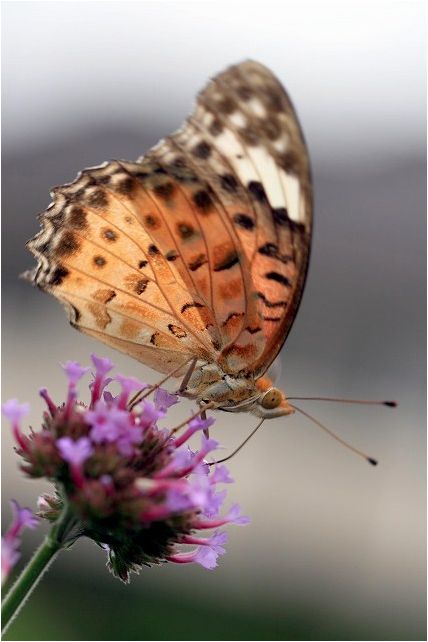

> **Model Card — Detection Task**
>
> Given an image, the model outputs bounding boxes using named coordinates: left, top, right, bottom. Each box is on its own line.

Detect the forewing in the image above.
left=148, top=60, right=312, bottom=376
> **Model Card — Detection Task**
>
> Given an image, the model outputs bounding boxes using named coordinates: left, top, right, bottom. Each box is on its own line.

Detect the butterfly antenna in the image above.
left=209, top=419, right=265, bottom=466
left=288, top=396, right=398, bottom=407
left=128, top=359, right=192, bottom=409
left=290, top=403, right=378, bottom=466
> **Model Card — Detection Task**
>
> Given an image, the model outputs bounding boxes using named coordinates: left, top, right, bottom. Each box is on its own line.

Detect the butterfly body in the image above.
left=27, top=60, right=312, bottom=420
left=178, top=362, right=293, bottom=418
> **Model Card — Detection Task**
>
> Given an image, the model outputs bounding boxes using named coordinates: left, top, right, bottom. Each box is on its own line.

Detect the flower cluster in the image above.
left=2, top=356, right=248, bottom=582
left=1, top=500, right=39, bottom=584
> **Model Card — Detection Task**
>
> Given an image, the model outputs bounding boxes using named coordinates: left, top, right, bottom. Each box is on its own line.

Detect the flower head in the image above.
left=4, top=356, right=249, bottom=582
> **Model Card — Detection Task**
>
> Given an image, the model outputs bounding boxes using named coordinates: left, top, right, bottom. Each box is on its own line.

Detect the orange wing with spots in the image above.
left=27, top=60, right=312, bottom=381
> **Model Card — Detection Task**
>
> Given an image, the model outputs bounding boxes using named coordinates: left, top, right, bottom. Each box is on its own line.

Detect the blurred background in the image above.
left=2, top=1, right=426, bottom=640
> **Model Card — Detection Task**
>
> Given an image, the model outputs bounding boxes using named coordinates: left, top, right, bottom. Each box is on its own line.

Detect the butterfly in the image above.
left=26, top=60, right=312, bottom=420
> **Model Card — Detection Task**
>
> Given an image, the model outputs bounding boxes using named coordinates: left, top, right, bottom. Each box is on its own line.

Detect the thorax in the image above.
left=184, top=363, right=259, bottom=409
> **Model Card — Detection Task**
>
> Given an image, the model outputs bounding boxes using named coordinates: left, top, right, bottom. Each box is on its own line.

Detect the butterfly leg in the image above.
left=177, top=357, right=197, bottom=394
left=200, top=408, right=209, bottom=439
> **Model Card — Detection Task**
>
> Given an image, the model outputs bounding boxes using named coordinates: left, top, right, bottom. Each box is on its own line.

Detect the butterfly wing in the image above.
left=27, top=60, right=312, bottom=380
left=148, top=60, right=312, bottom=376
left=27, top=161, right=221, bottom=375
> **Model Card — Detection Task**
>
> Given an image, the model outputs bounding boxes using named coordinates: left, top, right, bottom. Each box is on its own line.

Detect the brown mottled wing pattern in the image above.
left=27, top=162, right=220, bottom=375
left=148, top=60, right=312, bottom=376
left=27, top=60, right=312, bottom=380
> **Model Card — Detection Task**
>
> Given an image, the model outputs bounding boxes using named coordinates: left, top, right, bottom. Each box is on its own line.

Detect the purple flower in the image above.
left=174, top=415, right=215, bottom=448
left=116, top=423, right=143, bottom=457
left=91, top=354, right=114, bottom=377
left=192, top=503, right=250, bottom=529
left=2, top=399, right=30, bottom=451
left=116, top=374, right=149, bottom=409
left=166, top=488, right=195, bottom=512
left=225, top=504, right=251, bottom=526
left=154, top=388, right=179, bottom=412
left=167, top=531, right=228, bottom=570
left=57, top=437, right=93, bottom=466
left=2, top=500, right=39, bottom=584
left=39, top=388, right=57, bottom=417
left=138, top=401, right=165, bottom=429
left=203, top=489, right=227, bottom=518
left=154, top=448, right=193, bottom=478
left=85, top=402, right=124, bottom=443
left=85, top=402, right=143, bottom=457
left=6, top=354, right=249, bottom=581
left=90, top=354, right=114, bottom=405
left=62, top=361, right=89, bottom=386
left=2, top=399, right=30, bottom=424
left=7, top=500, right=39, bottom=535
left=62, top=362, right=90, bottom=416
left=210, top=465, right=234, bottom=485
left=193, top=546, right=222, bottom=570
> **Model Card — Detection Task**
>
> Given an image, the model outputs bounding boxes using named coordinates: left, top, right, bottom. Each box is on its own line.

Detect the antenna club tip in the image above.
left=367, top=457, right=378, bottom=466
left=383, top=400, right=398, bottom=408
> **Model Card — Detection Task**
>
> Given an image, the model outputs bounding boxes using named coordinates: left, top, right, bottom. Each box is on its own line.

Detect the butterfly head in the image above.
left=252, top=387, right=295, bottom=419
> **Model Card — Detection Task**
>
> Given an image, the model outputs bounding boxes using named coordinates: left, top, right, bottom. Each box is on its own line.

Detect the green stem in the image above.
left=1, top=505, right=76, bottom=636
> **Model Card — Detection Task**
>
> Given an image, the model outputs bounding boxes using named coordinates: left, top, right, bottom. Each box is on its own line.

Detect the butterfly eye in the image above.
left=260, top=388, right=283, bottom=410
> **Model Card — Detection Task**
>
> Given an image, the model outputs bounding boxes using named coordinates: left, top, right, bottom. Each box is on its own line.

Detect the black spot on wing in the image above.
left=193, top=189, right=213, bottom=213
left=50, top=265, right=69, bottom=286
left=148, top=244, right=160, bottom=256
left=103, top=229, right=118, bottom=242
left=248, top=181, right=267, bottom=203
left=56, top=231, right=79, bottom=257
left=87, top=189, right=108, bottom=208
left=217, top=97, right=236, bottom=114
left=213, top=250, right=239, bottom=272
left=245, top=325, right=262, bottom=334
left=258, top=243, right=292, bottom=264
left=168, top=324, right=187, bottom=338
left=115, top=177, right=135, bottom=196
left=233, top=213, right=255, bottom=231
left=144, top=214, right=160, bottom=230
left=102, top=290, right=117, bottom=303
left=222, top=312, right=244, bottom=327
left=192, top=141, right=211, bottom=159
left=69, top=206, right=87, bottom=230
left=94, top=256, right=106, bottom=267
left=265, top=272, right=292, bottom=287
left=257, top=292, right=287, bottom=308
left=220, top=174, right=238, bottom=193
left=177, top=223, right=195, bottom=240
left=209, top=119, right=223, bottom=136
left=153, top=182, right=175, bottom=199
left=272, top=207, right=289, bottom=226
left=181, top=301, right=203, bottom=314
left=240, top=127, right=259, bottom=146
left=134, top=279, right=149, bottom=295
left=236, top=85, right=252, bottom=101
left=189, top=254, right=208, bottom=271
